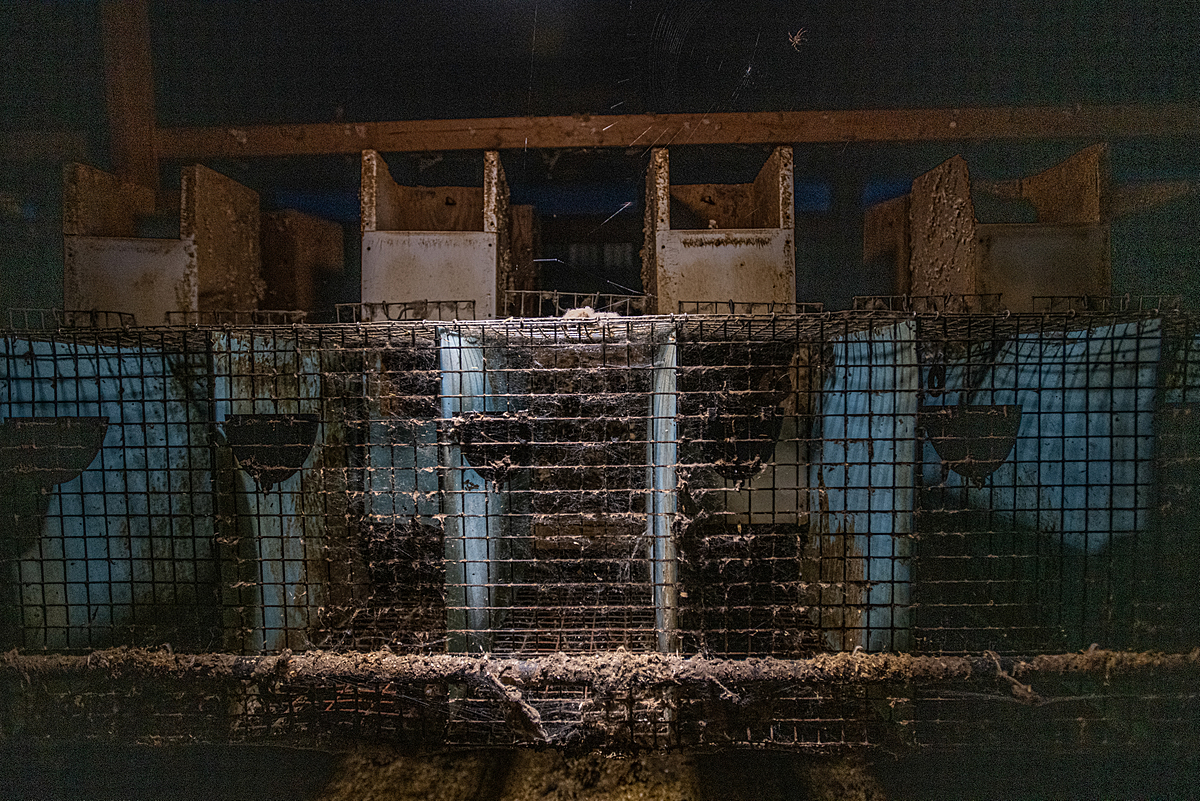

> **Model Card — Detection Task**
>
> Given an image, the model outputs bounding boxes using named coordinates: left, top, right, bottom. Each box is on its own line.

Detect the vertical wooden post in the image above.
left=641, top=148, right=670, bottom=313
left=100, top=0, right=158, bottom=189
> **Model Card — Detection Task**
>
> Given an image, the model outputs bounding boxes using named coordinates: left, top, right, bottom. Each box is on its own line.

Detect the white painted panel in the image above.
left=63, top=236, right=197, bottom=327
left=362, top=231, right=498, bottom=320
left=658, top=228, right=793, bottom=315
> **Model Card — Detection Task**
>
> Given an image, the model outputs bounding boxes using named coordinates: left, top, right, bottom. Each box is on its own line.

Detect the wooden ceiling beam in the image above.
left=155, top=105, right=1200, bottom=159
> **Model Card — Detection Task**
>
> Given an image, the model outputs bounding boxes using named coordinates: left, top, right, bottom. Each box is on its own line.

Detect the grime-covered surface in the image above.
left=2, top=647, right=1198, bottom=755
left=0, top=311, right=1199, bottom=757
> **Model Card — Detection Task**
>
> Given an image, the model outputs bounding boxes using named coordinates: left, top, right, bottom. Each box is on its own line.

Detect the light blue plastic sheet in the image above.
left=439, top=331, right=507, bottom=653
left=0, top=335, right=213, bottom=650
left=810, top=321, right=917, bottom=652
left=919, top=319, right=1161, bottom=554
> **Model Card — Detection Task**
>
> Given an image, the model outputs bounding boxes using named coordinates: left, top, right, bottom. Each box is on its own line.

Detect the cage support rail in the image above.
left=5, top=647, right=1198, bottom=690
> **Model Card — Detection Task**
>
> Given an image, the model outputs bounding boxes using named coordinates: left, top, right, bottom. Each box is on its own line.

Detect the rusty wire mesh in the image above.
left=1, top=309, right=1198, bottom=752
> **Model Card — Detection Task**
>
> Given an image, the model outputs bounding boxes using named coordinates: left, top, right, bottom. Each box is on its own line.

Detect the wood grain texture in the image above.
left=156, top=106, right=1200, bottom=158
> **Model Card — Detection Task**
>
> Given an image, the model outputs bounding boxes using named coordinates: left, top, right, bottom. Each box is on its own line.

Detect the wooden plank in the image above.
left=63, top=236, right=194, bottom=325
left=362, top=231, right=499, bottom=319
left=62, top=162, right=155, bottom=237
left=863, top=194, right=911, bottom=295
left=507, top=204, right=539, bottom=309
left=975, top=144, right=1109, bottom=224
left=976, top=223, right=1111, bottom=313
left=484, top=151, right=511, bottom=304
left=657, top=230, right=794, bottom=315
left=669, top=183, right=755, bottom=229
left=156, top=106, right=1200, bottom=159
left=361, top=150, right=484, bottom=233
left=100, top=0, right=157, bottom=188
left=751, top=146, right=793, bottom=230
left=641, top=148, right=670, bottom=312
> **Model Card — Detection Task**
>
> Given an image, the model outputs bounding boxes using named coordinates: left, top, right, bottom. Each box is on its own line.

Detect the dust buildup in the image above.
left=677, top=340, right=796, bottom=480
left=489, top=335, right=658, bottom=653
left=678, top=522, right=822, bottom=659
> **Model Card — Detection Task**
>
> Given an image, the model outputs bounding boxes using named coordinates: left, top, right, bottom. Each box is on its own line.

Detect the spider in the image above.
left=788, top=28, right=808, bottom=50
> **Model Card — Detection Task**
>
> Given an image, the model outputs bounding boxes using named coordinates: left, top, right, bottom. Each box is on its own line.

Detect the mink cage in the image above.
left=361, top=317, right=822, bottom=658
left=2, top=310, right=1200, bottom=750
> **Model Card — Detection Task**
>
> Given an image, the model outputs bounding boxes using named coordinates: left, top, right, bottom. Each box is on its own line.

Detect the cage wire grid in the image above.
left=1, top=310, right=1199, bottom=752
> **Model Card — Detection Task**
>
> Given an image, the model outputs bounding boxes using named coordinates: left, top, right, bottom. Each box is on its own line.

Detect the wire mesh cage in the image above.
left=677, top=301, right=824, bottom=315
left=335, top=300, right=476, bottom=323
left=164, top=309, right=314, bottom=326
left=5, top=308, right=138, bottom=330
left=1031, top=294, right=1185, bottom=313
left=505, top=291, right=650, bottom=318
left=852, top=294, right=1003, bottom=314
left=2, top=309, right=1199, bottom=753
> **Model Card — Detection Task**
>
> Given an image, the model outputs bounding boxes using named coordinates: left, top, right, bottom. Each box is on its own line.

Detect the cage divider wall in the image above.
left=360, top=150, right=514, bottom=320
left=642, top=146, right=796, bottom=315
left=258, top=209, right=346, bottom=315
left=63, top=163, right=267, bottom=326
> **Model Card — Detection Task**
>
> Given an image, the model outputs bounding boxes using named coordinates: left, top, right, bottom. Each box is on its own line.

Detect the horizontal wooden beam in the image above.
left=155, top=105, right=1200, bottom=159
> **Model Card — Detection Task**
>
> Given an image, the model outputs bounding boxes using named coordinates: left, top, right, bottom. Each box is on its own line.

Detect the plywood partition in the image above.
left=64, top=162, right=197, bottom=325
left=865, top=145, right=1112, bottom=312
left=980, top=142, right=1110, bottom=224
left=908, top=155, right=979, bottom=300
left=505, top=203, right=540, bottom=315
left=863, top=194, right=911, bottom=296
left=750, top=145, right=795, bottom=230
left=64, top=163, right=267, bottom=325
left=261, top=210, right=345, bottom=312
left=359, top=150, right=512, bottom=320
left=62, top=162, right=155, bottom=238
left=642, top=146, right=796, bottom=314
left=182, top=164, right=265, bottom=312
